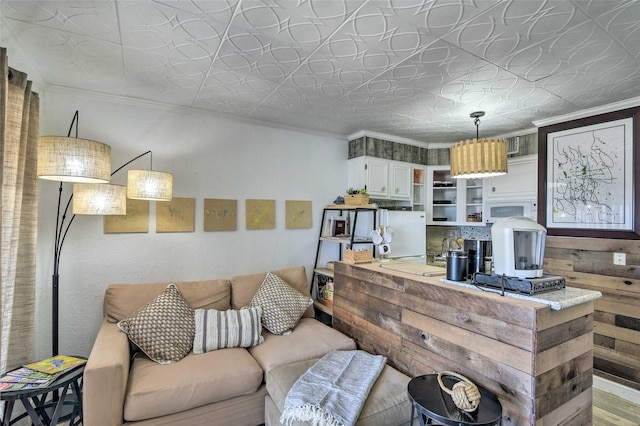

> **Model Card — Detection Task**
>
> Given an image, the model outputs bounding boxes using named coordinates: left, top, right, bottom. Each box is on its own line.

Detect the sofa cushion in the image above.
left=230, top=266, right=314, bottom=318
left=266, top=358, right=413, bottom=426
left=249, top=272, right=313, bottom=335
left=124, top=348, right=263, bottom=422
left=117, top=284, right=195, bottom=364
left=105, top=279, right=231, bottom=323
left=193, top=307, right=264, bottom=354
left=249, top=317, right=356, bottom=375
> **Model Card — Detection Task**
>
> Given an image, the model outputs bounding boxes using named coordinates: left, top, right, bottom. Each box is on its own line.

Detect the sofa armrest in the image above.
left=84, top=319, right=130, bottom=426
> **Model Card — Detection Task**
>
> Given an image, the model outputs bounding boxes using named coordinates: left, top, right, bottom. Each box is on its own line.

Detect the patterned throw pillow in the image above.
left=249, top=272, right=313, bottom=335
left=117, top=283, right=195, bottom=364
left=193, top=307, right=264, bottom=354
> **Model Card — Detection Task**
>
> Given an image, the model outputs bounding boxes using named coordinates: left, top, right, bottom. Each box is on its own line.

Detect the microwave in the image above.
left=484, top=199, right=537, bottom=224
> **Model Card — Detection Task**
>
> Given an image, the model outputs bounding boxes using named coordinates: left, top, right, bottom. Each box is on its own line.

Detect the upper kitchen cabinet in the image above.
left=426, top=166, right=484, bottom=225
left=347, top=157, right=411, bottom=200
left=484, top=154, right=538, bottom=201
left=426, top=166, right=459, bottom=225
left=390, top=162, right=412, bottom=199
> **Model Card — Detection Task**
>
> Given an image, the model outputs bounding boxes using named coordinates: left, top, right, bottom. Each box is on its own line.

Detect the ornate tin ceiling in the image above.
left=2, top=0, right=639, bottom=143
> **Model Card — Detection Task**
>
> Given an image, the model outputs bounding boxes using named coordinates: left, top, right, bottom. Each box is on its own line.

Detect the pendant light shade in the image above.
left=72, top=183, right=126, bottom=215
left=38, top=136, right=111, bottom=183
left=127, top=169, right=173, bottom=201
left=450, top=111, right=508, bottom=179
left=450, top=138, right=508, bottom=179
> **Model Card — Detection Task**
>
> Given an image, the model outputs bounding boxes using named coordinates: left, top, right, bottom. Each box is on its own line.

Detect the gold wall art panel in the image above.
left=104, top=199, right=149, bottom=234
left=156, top=197, right=195, bottom=233
left=204, top=198, right=237, bottom=231
left=246, top=199, right=275, bottom=230
left=285, top=200, right=312, bottom=229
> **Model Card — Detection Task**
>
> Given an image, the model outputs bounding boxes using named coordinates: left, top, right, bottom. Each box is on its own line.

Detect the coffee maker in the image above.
left=492, top=216, right=546, bottom=279
left=463, top=239, right=492, bottom=279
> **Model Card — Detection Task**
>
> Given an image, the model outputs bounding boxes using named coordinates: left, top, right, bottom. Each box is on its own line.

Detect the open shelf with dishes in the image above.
left=426, top=167, right=484, bottom=225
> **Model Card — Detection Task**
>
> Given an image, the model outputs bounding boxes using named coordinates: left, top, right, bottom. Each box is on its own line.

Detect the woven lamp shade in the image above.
left=72, top=183, right=126, bottom=215
left=38, top=136, right=111, bottom=183
left=127, top=170, right=173, bottom=201
left=450, top=138, right=508, bottom=179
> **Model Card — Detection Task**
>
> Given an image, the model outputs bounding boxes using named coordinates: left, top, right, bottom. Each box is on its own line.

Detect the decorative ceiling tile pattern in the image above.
left=2, top=0, right=639, bottom=143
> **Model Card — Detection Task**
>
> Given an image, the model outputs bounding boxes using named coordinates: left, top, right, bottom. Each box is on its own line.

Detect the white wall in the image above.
left=35, top=87, right=348, bottom=359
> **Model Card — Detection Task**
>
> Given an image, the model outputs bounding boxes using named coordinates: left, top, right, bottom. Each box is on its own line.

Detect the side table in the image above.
left=408, top=374, right=502, bottom=426
left=1, top=362, right=85, bottom=426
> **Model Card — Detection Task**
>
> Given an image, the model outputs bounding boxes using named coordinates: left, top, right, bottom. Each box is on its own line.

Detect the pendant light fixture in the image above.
left=450, top=111, right=508, bottom=179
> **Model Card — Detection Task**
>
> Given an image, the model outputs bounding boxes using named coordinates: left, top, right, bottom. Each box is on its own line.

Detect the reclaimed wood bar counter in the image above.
left=333, top=261, right=601, bottom=426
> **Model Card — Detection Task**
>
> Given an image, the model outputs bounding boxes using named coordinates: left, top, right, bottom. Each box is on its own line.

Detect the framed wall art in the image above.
left=246, top=199, right=275, bottom=230
left=538, top=107, right=640, bottom=239
left=285, top=200, right=312, bottom=229
left=156, top=197, right=195, bottom=233
left=104, top=199, right=149, bottom=234
left=204, top=198, right=237, bottom=231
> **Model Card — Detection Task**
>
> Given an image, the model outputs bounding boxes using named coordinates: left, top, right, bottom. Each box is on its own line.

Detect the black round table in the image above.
left=408, top=374, right=502, bottom=426
left=1, top=362, right=85, bottom=426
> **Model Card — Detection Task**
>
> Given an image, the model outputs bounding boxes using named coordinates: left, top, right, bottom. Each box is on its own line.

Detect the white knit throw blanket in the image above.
left=280, top=350, right=387, bottom=426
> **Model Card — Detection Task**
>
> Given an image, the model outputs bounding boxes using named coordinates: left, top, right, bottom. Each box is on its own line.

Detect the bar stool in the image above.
left=408, top=374, right=502, bottom=426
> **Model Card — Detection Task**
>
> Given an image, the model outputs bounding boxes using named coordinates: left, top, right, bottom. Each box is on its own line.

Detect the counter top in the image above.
left=440, top=278, right=602, bottom=310
left=354, top=260, right=601, bottom=311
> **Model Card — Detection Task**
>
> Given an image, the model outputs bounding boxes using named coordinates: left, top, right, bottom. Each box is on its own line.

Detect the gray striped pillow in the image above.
left=193, top=307, right=264, bottom=354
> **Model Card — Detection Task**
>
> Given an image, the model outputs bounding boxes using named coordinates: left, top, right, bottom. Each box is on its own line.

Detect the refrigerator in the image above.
left=384, top=210, right=427, bottom=258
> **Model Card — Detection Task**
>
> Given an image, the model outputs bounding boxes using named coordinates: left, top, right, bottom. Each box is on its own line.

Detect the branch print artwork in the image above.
left=548, top=117, right=633, bottom=230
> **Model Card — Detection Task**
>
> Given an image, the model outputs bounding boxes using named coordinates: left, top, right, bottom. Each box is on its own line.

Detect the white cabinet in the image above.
left=484, top=155, right=538, bottom=201
left=390, top=162, right=411, bottom=199
left=426, top=166, right=484, bottom=225
left=347, top=157, right=411, bottom=200
left=426, top=166, right=459, bottom=225
left=366, top=159, right=389, bottom=197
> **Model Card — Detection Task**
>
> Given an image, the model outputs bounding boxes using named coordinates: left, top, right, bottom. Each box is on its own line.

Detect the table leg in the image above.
left=2, top=400, right=15, bottom=426
left=19, top=396, right=45, bottom=426
left=49, top=382, right=72, bottom=425
left=31, top=394, right=51, bottom=424
left=71, top=376, right=83, bottom=425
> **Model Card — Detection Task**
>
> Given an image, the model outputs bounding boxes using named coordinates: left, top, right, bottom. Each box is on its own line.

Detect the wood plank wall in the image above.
left=544, top=236, right=640, bottom=391
left=333, top=263, right=595, bottom=425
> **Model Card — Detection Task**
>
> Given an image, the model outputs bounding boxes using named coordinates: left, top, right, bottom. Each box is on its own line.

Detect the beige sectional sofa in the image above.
left=83, top=266, right=356, bottom=426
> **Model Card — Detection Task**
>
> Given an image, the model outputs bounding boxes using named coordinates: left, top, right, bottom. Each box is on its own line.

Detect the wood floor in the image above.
left=593, top=388, right=640, bottom=426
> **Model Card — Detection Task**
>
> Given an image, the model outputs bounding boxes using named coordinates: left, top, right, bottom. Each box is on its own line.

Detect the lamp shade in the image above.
left=450, top=138, right=508, bottom=179
left=72, top=183, right=126, bottom=215
left=127, top=170, right=173, bottom=201
left=38, top=136, right=111, bottom=183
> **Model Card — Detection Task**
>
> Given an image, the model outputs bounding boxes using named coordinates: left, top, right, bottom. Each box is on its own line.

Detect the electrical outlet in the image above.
left=613, top=252, right=626, bottom=265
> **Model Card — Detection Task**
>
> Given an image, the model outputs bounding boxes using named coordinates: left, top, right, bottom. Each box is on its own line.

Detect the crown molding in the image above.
left=532, top=97, right=640, bottom=128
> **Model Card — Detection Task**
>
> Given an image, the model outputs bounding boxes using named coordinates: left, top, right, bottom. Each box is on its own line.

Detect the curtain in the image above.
left=1, top=46, right=39, bottom=374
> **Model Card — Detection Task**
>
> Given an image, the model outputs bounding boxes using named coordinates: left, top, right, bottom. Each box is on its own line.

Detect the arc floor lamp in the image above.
left=37, top=111, right=173, bottom=356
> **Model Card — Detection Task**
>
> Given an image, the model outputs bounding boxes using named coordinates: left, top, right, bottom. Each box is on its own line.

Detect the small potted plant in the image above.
left=345, top=187, right=369, bottom=206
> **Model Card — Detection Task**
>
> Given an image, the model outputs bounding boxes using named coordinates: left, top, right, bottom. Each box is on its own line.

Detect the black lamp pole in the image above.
left=50, top=111, right=153, bottom=356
